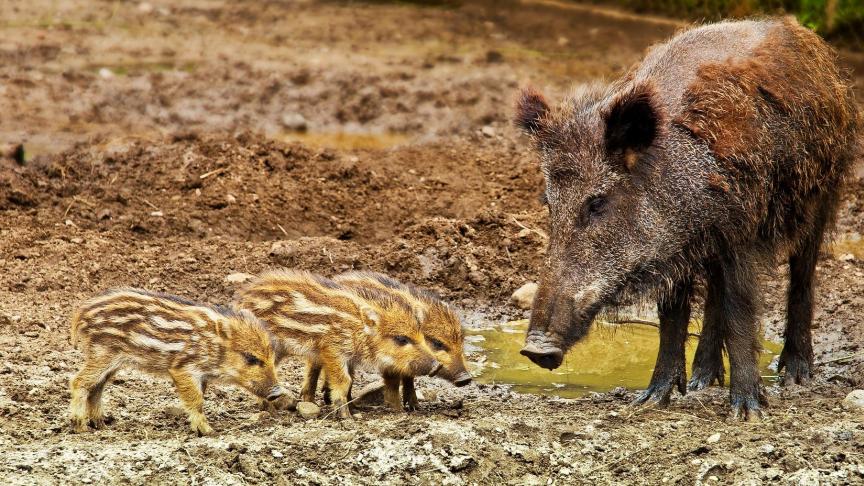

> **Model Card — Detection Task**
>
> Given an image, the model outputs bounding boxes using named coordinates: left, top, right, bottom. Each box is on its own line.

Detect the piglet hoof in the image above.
left=404, top=397, right=420, bottom=412
left=191, top=421, right=214, bottom=437
left=88, top=416, right=110, bottom=430
left=69, top=418, right=89, bottom=434
left=777, top=350, right=812, bottom=386
left=688, top=363, right=725, bottom=391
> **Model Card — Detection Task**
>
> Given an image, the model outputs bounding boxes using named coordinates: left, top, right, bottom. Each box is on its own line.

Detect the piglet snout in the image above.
left=266, top=385, right=287, bottom=402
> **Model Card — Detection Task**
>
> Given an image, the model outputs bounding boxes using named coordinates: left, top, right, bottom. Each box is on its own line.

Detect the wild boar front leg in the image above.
left=635, top=278, right=692, bottom=407
left=69, top=353, right=119, bottom=432
left=401, top=377, right=419, bottom=411
left=722, top=254, right=767, bottom=421
left=169, top=369, right=212, bottom=436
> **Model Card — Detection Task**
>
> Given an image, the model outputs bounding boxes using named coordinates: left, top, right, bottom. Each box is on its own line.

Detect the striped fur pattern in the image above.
left=69, top=288, right=282, bottom=436
left=234, top=269, right=441, bottom=418
left=330, top=271, right=471, bottom=410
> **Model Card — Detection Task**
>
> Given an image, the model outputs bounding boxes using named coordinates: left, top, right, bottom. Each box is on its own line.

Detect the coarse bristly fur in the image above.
left=515, top=17, right=860, bottom=421
left=69, top=288, right=282, bottom=436
left=233, top=269, right=442, bottom=418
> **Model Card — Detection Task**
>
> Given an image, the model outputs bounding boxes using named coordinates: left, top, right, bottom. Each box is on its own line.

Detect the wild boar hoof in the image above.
left=634, top=370, right=686, bottom=407
left=688, top=363, right=725, bottom=391
left=730, top=401, right=763, bottom=422
left=777, top=350, right=812, bottom=386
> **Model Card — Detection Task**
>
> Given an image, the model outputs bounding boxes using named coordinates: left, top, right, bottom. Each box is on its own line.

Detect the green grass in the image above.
left=608, top=0, right=863, bottom=39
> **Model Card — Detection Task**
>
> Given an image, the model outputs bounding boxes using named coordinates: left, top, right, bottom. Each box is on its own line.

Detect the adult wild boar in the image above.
left=516, top=18, right=859, bottom=420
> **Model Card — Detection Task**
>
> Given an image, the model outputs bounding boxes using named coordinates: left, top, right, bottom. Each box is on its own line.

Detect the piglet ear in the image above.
left=515, top=87, right=550, bottom=134
left=360, top=305, right=381, bottom=328
left=603, top=84, right=662, bottom=169
left=214, top=319, right=231, bottom=340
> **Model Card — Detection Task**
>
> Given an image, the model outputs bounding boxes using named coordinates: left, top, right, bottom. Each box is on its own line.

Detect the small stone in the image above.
left=511, top=282, right=538, bottom=310
left=70, top=237, right=84, bottom=244
left=839, top=253, right=855, bottom=262
left=557, top=36, right=569, bottom=46
left=296, top=401, right=320, bottom=419
left=99, top=68, right=115, bottom=79
left=149, top=277, right=159, bottom=285
left=271, top=449, right=283, bottom=459
left=281, top=113, right=308, bottom=132
left=842, top=389, right=864, bottom=410
left=559, top=467, right=572, bottom=476
left=225, top=272, right=255, bottom=284
left=449, top=454, right=476, bottom=472
left=706, top=433, right=721, bottom=444
left=481, top=126, right=496, bottom=138
left=759, top=444, right=775, bottom=455
left=97, top=209, right=112, bottom=220
left=150, top=210, right=163, bottom=217
left=137, top=2, right=154, bottom=13
left=226, top=194, right=237, bottom=204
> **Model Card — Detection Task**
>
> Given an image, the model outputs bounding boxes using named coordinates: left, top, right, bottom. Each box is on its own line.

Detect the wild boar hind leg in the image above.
left=634, top=278, right=693, bottom=407
left=169, top=369, right=213, bottom=436
left=779, top=193, right=834, bottom=386
left=689, top=262, right=728, bottom=391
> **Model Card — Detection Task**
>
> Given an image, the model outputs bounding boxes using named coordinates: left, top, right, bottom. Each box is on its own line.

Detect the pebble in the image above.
left=296, top=401, right=321, bottom=419
left=838, top=253, right=856, bottom=262
left=510, top=282, right=538, bottom=309
left=842, top=389, right=864, bottom=410
left=281, top=113, right=308, bottom=132
left=224, top=272, right=255, bottom=284
left=481, top=126, right=496, bottom=138
left=98, top=68, right=114, bottom=79
left=706, top=433, right=721, bottom=444
left=759, top=444, right=775, bottom=455
left=271, top=449, right=283, bottom=459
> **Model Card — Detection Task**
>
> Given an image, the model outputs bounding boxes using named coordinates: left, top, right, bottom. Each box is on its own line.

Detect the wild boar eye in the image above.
left=392, top=335, right=413, bottom=346
left=584, top=195, right=608, bottom=223
left=243, top=353, right=263, bottom=366
left=428, top=337, right=448, bottom=352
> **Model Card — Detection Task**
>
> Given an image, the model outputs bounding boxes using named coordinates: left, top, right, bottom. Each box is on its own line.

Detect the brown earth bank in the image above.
left=1, top=0, right=862, bottom=484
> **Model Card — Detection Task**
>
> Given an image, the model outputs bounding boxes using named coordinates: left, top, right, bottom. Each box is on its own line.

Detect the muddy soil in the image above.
left=1, top=0, right=862, bottom=484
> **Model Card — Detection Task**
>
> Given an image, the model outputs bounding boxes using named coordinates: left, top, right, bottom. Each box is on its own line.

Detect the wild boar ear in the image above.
left=603, top=84, right=662, bottom=170
left=515, top=87, right=550, bottom=135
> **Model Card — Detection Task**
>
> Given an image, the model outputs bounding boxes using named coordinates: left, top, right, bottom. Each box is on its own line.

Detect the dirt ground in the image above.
left=1, top=0, right=863, bottom=484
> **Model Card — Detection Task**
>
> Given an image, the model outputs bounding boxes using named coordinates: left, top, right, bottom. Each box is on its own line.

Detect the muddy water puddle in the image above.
left=469, top=319, right=781, bottom=398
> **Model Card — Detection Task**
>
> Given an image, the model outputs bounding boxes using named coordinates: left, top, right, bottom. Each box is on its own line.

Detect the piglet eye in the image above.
left=392, top=335, right=412, bottom=346
left=428, top=337, right=447, bottom=351
left=243, top=353, right=263, bottom=366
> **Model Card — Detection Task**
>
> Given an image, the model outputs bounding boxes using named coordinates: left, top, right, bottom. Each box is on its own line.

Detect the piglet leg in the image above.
left=170, top=369, right=212, bottom=436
